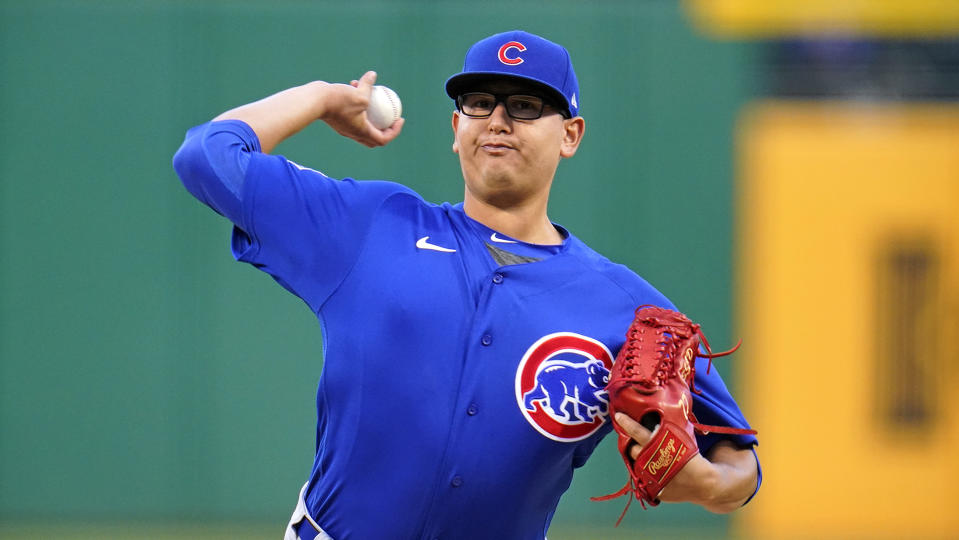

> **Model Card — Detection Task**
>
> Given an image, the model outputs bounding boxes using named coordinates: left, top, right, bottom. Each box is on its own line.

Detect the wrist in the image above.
left=303, top=81, right=332, bottom=121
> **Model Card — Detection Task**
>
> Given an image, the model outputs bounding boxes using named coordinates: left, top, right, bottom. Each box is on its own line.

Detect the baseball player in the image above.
left=173, top=30, right=760, bottom=540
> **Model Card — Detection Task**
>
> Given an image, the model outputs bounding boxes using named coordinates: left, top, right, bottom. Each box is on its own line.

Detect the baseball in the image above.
left=367, top=85, right=402, bottom=129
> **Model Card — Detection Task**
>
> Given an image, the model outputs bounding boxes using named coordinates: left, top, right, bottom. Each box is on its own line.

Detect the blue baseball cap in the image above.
left=445, top=30, right=580, bottom=118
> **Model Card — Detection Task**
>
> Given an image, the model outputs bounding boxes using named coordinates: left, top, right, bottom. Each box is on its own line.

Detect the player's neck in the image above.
left=463, top=195, right=563, bottom=245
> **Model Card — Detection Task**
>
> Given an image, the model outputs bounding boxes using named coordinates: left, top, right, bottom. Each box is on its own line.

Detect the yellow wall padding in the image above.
left=733, top=101, right=959, bottom=540
left=684, top=0, right=959, bottom=38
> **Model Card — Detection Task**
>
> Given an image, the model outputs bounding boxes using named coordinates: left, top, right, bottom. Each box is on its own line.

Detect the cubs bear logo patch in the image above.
left=515, top=332, right=614, bottom=442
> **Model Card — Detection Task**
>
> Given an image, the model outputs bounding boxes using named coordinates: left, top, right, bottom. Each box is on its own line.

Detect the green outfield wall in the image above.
left=0, top=0, right=754, bottom=535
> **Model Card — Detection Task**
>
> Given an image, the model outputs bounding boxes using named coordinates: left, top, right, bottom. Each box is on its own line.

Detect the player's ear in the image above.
left=559, top=116, right=585, bottom=159
left=451, top=110, right=460, bottom=154
left=559, top=116, right=585, bottom=158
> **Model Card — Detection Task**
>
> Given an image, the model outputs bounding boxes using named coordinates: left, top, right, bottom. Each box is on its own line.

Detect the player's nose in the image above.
left=487, top=102, right=512, bottom=132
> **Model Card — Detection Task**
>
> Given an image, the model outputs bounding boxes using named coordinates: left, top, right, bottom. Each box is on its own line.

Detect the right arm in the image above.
left=172, top=71, right=412, bottom=309
left=172, top=71, right=404, bottom=221
left=213, top=70, right=404, bottom=153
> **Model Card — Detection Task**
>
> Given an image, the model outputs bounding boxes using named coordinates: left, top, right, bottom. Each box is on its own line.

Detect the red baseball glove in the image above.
left=592, top=305, right=756, bottom=525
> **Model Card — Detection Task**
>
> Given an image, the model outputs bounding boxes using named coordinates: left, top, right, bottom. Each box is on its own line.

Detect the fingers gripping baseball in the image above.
left=321, top=71, right=404, bottom=147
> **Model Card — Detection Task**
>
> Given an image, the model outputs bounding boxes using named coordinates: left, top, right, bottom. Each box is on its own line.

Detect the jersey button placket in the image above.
left=492, top=272, right=504, bottom=284
left=480, top=334, right=492, bottom=346
left=450, top=475, right=464, bottom=487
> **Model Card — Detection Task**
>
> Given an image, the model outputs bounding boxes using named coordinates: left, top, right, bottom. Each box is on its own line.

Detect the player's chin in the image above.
left=480, top=152, right=527, bottom=173
left=476, top=180, right=534, bottom=207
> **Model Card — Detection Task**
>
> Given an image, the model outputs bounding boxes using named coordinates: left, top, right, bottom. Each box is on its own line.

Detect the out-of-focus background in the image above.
left=1, top=1, right=957, bottom=539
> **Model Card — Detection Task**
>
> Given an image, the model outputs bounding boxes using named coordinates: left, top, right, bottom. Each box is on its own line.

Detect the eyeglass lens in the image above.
left=458, top=93, right=546, bottom=120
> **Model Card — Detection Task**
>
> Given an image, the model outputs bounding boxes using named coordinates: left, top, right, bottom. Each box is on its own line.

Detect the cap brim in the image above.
left=445, top=72, right=572, bottom=117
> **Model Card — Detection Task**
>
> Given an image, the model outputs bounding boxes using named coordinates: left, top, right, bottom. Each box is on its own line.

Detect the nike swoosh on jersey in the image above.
left=490, top=232, right=518, bottom=244
left=416, top=236, right=457, bottom=253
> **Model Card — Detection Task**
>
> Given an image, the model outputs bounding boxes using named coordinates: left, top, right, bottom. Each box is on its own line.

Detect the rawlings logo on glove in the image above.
left=591, top=305, right=757, bottom=525
left=645, top=433, right=685, bottom=477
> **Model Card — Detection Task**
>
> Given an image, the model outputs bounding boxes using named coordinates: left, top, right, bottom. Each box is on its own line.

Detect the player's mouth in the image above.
left=480, top=141, right=516, bottom=154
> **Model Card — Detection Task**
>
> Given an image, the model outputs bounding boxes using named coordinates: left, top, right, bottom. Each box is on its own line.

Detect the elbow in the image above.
left=172, top=137, right=204, bottom=197
left=698, top=471, right=746, bottom=514
left=704, top=496, right=749, bottom=515
left=171, top=142, right=189, bottom=179
left=171, top=124, right=246, bottom=220
left=699, top=444, right=760, bottom=514
left=172, top=128, right=228, bottom=206
left=700, top=441, right=762, bottom=514
left=699, top=479, right=750, bottom=514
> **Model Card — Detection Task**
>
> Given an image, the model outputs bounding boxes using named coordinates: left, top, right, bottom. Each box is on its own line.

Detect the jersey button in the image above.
left=481, top=334, right=492, bottom=346
left=467, top=403, right=478, bottom=416
left=492, top=273, right=504, bottom=284
left=451, top=475, right=463, bottom=487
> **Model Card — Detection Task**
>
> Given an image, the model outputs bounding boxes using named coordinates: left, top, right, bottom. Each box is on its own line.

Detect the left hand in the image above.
left=614, top=412, right=720, bottom=506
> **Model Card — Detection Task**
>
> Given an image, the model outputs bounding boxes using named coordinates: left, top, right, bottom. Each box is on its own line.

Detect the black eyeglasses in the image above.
left=456, top=92, right=562, bottom=120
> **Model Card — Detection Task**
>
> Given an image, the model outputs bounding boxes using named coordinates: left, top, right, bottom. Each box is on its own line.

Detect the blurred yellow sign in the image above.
left=684, top=0, right=959, bottom=37
left=733, top=101, right=959, bottom=540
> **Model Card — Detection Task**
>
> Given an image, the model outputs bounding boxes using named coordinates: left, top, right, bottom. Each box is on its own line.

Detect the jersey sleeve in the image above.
left=172, top=120, right=257, bottom=225
left=691, top=357, right=757, bottom=450
left=232, top=149, right=418, bottom=312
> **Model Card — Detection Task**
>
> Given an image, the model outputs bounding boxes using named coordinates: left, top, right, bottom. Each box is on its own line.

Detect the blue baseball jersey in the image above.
left=173, top=120, right=759, bottom=540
